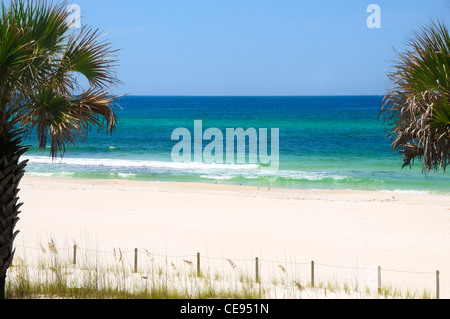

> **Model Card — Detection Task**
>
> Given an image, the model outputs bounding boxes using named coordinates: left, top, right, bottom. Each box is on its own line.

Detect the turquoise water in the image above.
left=23, top=96, right=450, bottom=193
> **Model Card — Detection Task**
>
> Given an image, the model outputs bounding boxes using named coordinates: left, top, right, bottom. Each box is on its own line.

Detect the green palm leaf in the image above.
left=382, top=19, right=450, bottom=172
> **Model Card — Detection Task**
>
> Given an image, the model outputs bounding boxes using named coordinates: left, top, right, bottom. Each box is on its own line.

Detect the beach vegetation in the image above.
left=5, top=240, right=435, bottom=300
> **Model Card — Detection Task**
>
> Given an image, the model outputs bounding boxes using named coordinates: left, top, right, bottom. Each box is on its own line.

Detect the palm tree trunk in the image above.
left=0, top=110, right=28, bottom=299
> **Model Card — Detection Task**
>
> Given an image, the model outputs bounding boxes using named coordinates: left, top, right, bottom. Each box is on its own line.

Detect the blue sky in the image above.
left=70, top=0, right=450, bottom=96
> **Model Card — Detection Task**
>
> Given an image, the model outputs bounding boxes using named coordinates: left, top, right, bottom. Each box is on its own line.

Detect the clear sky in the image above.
left=70, top=0, right=450, bottom=96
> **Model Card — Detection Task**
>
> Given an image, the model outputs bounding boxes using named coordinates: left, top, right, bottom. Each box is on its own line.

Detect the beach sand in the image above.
left=14, top=176, right=450, bottom=298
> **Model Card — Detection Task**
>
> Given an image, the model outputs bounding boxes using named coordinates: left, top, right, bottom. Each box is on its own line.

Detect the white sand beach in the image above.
left=14, top=176, right=450, bottom=298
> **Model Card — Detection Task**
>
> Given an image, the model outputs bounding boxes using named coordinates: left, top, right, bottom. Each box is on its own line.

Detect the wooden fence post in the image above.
left=256, top=257, right=260, bottom=283
left=378, top=266, right=382, bottom=294
left=436, top=270, right=440, bottom=300
left=73, top=244, right=77, bottom=265
left=134, top=248, right=138, bottom=273
left=197, top=253, right=201, bottom=277
left=311, top=261, right=315, bottom=288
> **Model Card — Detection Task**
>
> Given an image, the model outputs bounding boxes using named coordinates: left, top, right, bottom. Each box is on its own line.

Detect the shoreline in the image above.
left=15, top=175, right=450, bottom=297
left=23, top=172, right=450, bottom=195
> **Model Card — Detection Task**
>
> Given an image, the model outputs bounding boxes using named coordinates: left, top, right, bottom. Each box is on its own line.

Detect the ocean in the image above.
left=22, top=96, right=450, bottom=193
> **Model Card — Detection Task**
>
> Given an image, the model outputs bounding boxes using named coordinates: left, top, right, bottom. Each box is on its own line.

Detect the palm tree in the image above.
left=382, top=19, right=450, bottom=172
left=0, top=0, right=120, bottom=298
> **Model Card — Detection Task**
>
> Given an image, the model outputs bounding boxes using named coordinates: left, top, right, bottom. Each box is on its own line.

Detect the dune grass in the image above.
left=5, top=239, right=435, bottom=299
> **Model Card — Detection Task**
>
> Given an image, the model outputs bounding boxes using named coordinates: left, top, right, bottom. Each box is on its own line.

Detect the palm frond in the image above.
left=19, top=86, right=119, bottom=157
left=56, top=26, right=120, bottom=90
left=1, top=0, right=121, bottom=158
left=382, top=18, right=450, bottom=172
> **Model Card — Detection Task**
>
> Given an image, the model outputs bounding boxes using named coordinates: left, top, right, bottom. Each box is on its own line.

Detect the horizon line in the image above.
left=118, top=94, right=385, bottom=98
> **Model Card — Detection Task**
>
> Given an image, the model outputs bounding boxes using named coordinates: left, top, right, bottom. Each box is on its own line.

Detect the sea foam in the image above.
left=24, top=156, right=259, bottom=171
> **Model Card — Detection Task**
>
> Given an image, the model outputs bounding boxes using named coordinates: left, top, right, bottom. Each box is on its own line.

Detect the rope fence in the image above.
left=14, top=243, right=441, bottom=299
